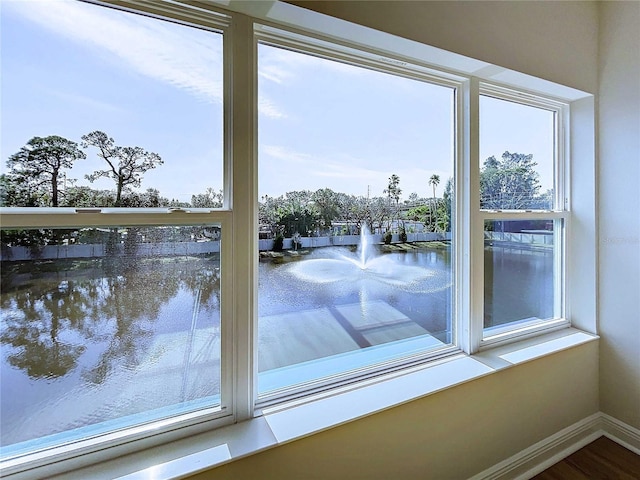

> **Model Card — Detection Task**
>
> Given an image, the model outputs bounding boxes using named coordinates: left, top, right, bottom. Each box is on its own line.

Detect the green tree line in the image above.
left=2, top=132, right=551, bottom=248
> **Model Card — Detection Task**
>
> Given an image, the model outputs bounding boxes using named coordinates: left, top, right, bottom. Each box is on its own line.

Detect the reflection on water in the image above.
left=1, top=256, right=221, bottom=448
left=485, top=246, right=554, bottom=327
left=258, top=245, right=454, bottom=377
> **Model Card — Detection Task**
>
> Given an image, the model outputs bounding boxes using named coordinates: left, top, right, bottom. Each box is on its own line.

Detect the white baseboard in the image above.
left=600, top=412, right=640, bottom=455
left=470, top=412, right=640, bottom=480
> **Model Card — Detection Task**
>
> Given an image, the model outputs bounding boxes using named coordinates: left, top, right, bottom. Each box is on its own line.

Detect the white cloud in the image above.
left=262, top=145, right=311, bottom=163
left=258, top=97, right=288, bottom=119
left=257, top=43, right=368, bottom=120
left=259, top=44, right=365, bottom=82
left=7, top=0, right=296, bottom=118
left=6, top=0, right=223, bottom=104
left=258, top=64, right=291, bottom=85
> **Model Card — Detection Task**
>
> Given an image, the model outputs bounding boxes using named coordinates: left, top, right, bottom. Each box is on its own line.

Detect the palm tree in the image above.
left=384, top=174, right=402, bottom=231
left=429, top=174, right=440, bottom=232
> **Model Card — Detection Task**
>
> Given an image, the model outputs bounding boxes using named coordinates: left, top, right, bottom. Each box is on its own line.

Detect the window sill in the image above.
left=41, top=328, right=596, bottom=480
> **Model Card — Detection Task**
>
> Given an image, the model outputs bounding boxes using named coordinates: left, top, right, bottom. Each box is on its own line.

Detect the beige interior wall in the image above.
left=286, top=0, right=599, bottom=93
left=190, top=343, right=598, bottom=479
left=598, top=1, right=640, bottom=430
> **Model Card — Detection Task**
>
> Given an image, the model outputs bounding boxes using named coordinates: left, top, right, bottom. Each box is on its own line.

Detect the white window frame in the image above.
left=253, top=23, right=464, bottom=408
left=0, top=1, right=588, bottom=477
left=0, top=212, right=237, bottom=476
left=0, top=1, right=239, bottom=476
left=473, top=84, right=571, bottom=351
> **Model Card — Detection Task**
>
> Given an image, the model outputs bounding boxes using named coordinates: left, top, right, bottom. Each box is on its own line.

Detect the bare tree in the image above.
left=82, top=131, right=162, bottom=206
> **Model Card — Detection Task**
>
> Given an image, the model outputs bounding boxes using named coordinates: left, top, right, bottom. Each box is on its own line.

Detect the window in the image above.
left=1, top=224, right=225, bottom=455
left=0, top=0, right=578, bottom=476
left=0, top=0, right=233, bottom=467
left=478, top=89, right=567, bottom=344
left=256, top=35, right=457, bottom=398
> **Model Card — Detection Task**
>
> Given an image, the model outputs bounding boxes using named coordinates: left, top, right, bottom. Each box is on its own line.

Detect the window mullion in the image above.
left=0, top=209, right=231, bottom=229
left=459, top=77, right=482, bottom=354
left=479, top=211, right=567, bottom=221
left=229, top=12, right=258, bottom=421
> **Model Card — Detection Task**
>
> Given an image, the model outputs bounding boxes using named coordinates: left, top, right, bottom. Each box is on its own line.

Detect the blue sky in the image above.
left=1, top=0, right=554, bottom=204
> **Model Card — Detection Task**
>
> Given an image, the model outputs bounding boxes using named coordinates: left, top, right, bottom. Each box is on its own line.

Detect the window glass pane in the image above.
left=258, top=43, right=455, bottom=395
left=0, top=225, right=221, bottom=457
left=479, top=96, right=555, bottom=210
left=1, top=1, right=223, bottom=208
left=483, top=219, right=559, bottom=335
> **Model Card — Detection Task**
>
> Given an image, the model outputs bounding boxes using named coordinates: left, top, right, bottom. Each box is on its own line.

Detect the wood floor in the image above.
left=531, top=436, right=640, bottom=479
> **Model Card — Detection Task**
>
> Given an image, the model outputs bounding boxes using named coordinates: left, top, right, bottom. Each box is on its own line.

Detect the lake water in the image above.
left=1, top=256, right=222, bottom=452
left=0, top=243, right=552, bottom=452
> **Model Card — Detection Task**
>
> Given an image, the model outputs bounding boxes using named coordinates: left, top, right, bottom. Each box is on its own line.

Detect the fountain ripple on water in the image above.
left=285, top=227, right=449, bottom=293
